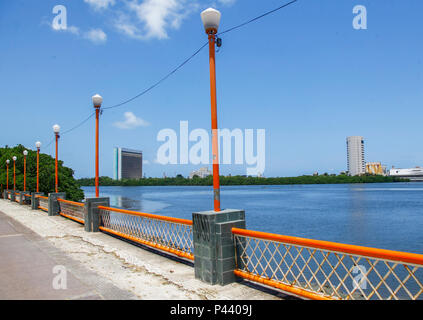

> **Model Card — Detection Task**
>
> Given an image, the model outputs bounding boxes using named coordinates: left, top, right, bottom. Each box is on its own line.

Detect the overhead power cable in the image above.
left=102, top=41, right=209, bottom=110
left=61, top=111, right=96, bottom=135
left=38, top=1, right=299, bottom=144
left=43, top=111, right=95, bottom=149
left=217, top=0, right=298, bottom=36
left=102, top=0, right=298, bottom=111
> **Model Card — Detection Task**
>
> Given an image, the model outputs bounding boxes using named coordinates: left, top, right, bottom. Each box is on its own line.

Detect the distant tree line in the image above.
left=77, top=174, right=408, bottom=187
left=0, top=145, right=84, bottom=201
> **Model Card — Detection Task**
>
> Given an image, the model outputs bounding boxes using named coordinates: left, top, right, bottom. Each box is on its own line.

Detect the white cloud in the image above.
left=50, top=0, right=215, bottom=43
left=48, top=19, right=106, bottom=44
left=114, top=0, right=198, bottom=40
left=114, top=13, right=145, bottom=39
left=66, top=25, right=81, bottom=35
left=113, top=112, right=150, bottom=129
left=50, top=21, right=80, bottom=35
left=84, top=0, right=116, bottom=11
left=84, top=28, right=107, bottom=44
left=218, top=0, right=236, bottom=6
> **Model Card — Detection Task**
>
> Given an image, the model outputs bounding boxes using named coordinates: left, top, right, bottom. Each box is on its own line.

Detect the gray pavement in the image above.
left=0, top=210, right=136, bottom=300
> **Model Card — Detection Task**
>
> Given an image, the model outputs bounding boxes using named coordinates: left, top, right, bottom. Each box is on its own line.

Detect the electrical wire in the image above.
left=61, top=111, right=96, bottom=135
left=43, top=111, right=95, bottom=149
left=102, top=0, right=299, bottom=111
left=102, top=41, right=209, bottom=110
left=37, top=1, right=299, bottom=144
left=217, top=0, right=298, bottom=36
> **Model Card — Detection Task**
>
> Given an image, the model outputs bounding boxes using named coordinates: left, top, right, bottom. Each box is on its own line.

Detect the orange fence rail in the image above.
left=37, top=196, right=49, bottom=212
left=57, top=198, right=84, bottom=207
left=98, top=206, right=194, bottom=260
left=232, top=228, right=423, bottom=300
left=57, top=198, right=85, bottom=224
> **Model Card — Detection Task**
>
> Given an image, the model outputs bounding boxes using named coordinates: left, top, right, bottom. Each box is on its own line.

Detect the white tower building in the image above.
left=346, top=136, right=365, bottom=176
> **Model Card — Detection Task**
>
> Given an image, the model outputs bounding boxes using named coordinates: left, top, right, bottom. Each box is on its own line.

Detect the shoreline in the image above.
left=77, top=175, right=409, bottom=187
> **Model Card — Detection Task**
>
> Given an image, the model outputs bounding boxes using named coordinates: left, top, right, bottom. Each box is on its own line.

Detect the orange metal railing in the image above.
left=22, top=193, right=32, bottom=205
left=98, top=206, right=194, bottom=260
left=36, top=195, right=48, bottom=212
left=57, top=198, right=85, bottom=224
left=232, top=228, right=423, bottom=300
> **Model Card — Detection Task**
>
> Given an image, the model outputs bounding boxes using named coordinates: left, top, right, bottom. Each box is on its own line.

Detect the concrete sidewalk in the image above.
left=0, top=210, right=136, bottom=300
left=0, top=199, right=284, bottom=300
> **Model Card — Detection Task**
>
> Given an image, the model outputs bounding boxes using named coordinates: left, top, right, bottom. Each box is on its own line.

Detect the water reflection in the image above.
left=347, top=184, right=368, bottom=244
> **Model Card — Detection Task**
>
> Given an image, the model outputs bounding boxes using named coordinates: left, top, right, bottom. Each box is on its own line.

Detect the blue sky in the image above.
left=1, top=0, right=423, bottom=178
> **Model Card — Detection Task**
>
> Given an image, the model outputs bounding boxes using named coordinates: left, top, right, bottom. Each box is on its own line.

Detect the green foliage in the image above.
left=77, top=174, right=408, bottom=187
left=0, top=144, right=84, bottom=201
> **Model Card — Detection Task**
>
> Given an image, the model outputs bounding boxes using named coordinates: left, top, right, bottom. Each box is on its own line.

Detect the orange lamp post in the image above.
left=12, top=156, right=17, bottom=191
left=201, top=8, right=222, bottom=212
left=6, top=159, right=10, bottom=190
left=53, top=124, right=60, bottom=193
left=23, top=150, right=28, bottom=192
left=35, top=141, right=41, bottom=192
left=92, top=94, right=103, bottom=198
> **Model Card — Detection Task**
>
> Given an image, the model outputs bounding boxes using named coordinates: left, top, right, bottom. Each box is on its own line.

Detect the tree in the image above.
left=0, top=145, right=84, bottom=201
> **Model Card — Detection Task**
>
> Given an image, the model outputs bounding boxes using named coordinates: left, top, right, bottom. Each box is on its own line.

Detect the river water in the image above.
left=82, top=182, right=423, bottom=254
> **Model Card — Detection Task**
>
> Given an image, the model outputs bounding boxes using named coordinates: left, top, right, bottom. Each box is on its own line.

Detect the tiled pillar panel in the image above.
left=192, top=209, right=246, bottom=286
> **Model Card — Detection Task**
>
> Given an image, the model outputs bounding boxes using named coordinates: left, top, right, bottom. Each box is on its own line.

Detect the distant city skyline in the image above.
left=1, top=1, right=423, bottom=178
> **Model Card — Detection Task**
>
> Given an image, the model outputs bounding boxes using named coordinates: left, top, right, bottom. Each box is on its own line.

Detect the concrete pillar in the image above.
left=10, top=190, right=16, bottom=202
left=31, top=192, right=44, bottom=210
left=48, top=192, right=66, bottom=216
left=84, top=197, right=110, bottom=232
left=192, top=209, right=246, bottom=286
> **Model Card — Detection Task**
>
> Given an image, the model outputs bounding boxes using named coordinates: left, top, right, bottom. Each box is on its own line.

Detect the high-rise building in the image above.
left=114, top=148, right=143, bottom=180
left=346, top=136, right=365, bottom=176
